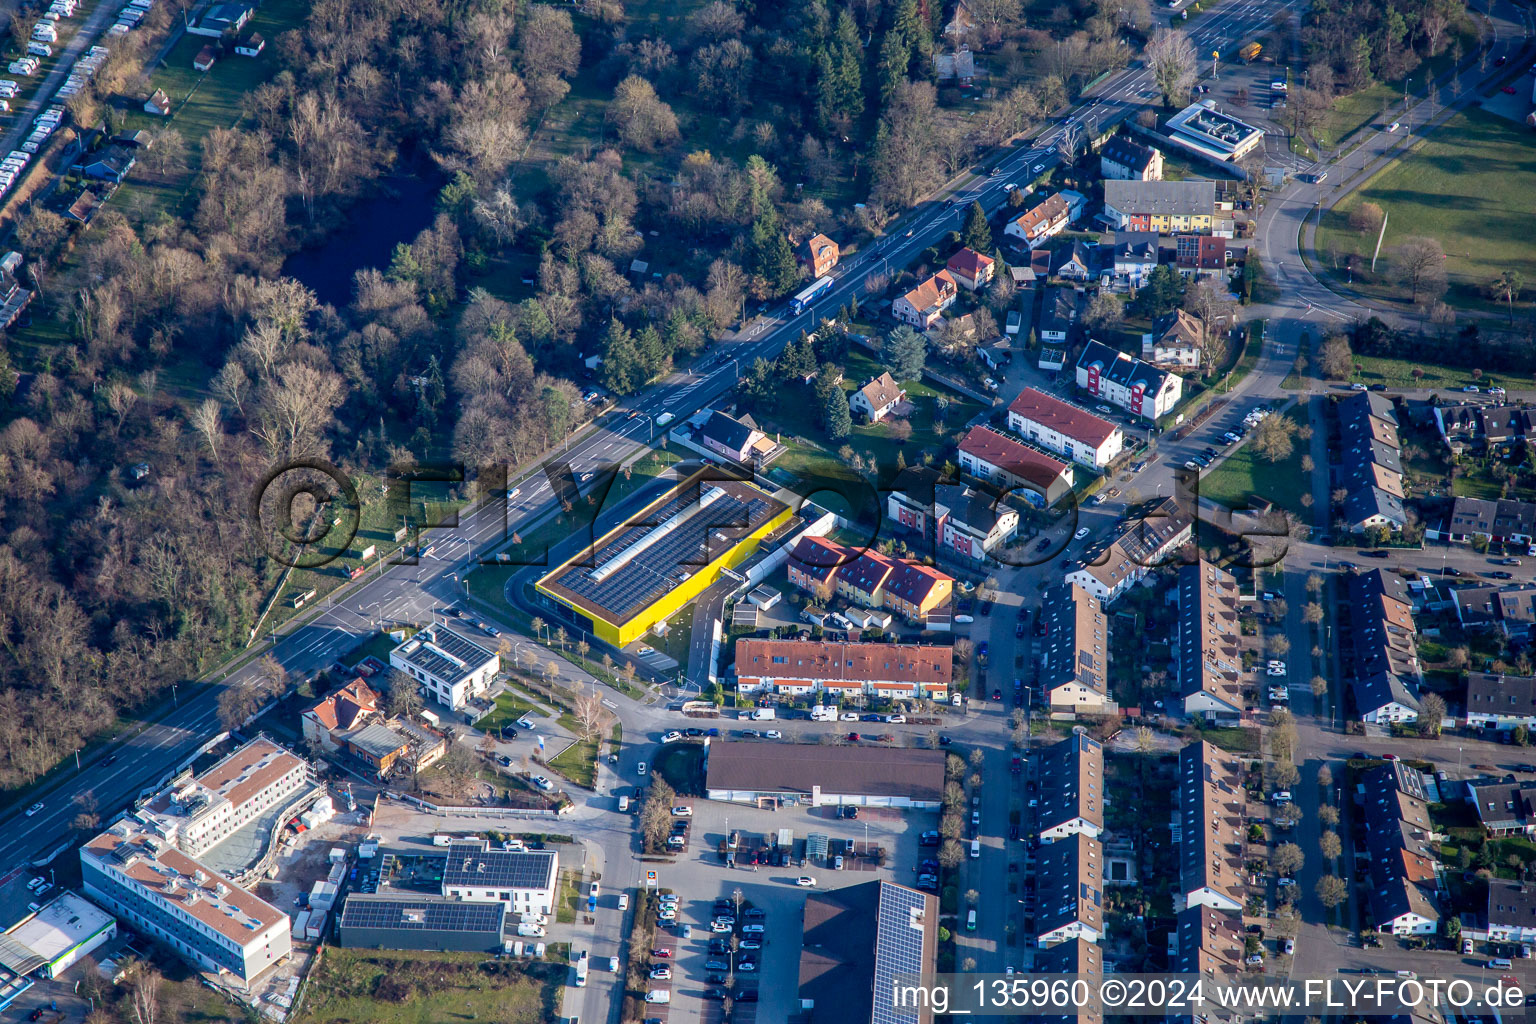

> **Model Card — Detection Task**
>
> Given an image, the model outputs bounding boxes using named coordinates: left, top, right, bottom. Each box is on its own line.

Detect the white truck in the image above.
left=810, top=705, right=837, bottom=722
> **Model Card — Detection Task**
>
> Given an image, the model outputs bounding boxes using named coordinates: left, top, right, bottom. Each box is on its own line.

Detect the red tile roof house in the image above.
left=957, top=425, right=1074, bottom=508
left=945, top=247, right=996, bottom=291
left=787, top=535, right=848, bottom=602
left=849, top=371, right=906, bottom=424
left=1003, top=194, right=1070, bottom=249
left=801, top=233, right=840, bottom=278
left=1006, top=387, right=1125, bottom=469
left=891, top=270, right=957, bottom=329
left=301, top=678, right=381, bottom=753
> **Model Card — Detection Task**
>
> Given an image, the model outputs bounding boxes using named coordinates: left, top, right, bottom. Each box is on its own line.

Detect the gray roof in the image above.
left=1077, top=339, right=1174, bottom=394
left=1488, top=878, right=1536, bottom=931
left=706, top=742, right=946, bottom=802
left=1103, top=179, right=1215, bottom=217
left=1359, top=765, right=1439, bottom=926
left=700, top=410, right=758, bottom=455
left=1468, top=672, right=1536, bottom=718
left=1344, top=486, right=1406, bottom=528
left=1100, top=136, right=1158, bottom=173
left=1033, top=732, right=1104, bottom=833
left=344, top=722, right=408, bottom=759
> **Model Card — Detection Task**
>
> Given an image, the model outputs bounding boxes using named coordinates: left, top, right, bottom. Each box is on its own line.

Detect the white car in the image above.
left=659, top=893, right=678, bottom=904
left=671, top=805, right=692, bottom=817
left=1277, top=878, right=1298, bottom=888
left=1272, top=790, right=1292, bottom=803
left=840, top=712, right=859, bottom=721
left=530, top=775, right=554, bottom=791
left=887, top=714, right=906, bottom=724
left=662, top=731, right=683, bottom=743
left=1074, top=527, right=1090, bottom=540
left=1387, top=121, right=1400, bottom=132
left=650, top=966, right=671, bottom=980
left=25, top=802, right=43, bottom=816
left=609, top=956, right=620, bottom=972
left=764, top=730, right=783, bottom=739
left=797, top=876, right=817, bottom=887
left=637, top=762, right=647, bottom=776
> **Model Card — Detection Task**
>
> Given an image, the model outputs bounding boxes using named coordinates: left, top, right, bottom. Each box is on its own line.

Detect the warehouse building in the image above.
left=0, top=893, right=117, bottom=980
left=705, top=742, right=945, bottom=809
left=536, top=470, right=794, bottom=648
left=337, top=895, right=506, bottom=954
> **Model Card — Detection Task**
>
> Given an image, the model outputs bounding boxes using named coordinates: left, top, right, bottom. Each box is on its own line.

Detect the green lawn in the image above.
left=548, top=734, right=599, bottom=788
left=1199, top=411, right=1309, bottom=515
left=1344, top=355, right=1489, bottom=390
left=296, top=948, right=561, bottom=1024
left=1313, top=108, right=1536, bottom=312
left=476, top=691, right=542, bottom=733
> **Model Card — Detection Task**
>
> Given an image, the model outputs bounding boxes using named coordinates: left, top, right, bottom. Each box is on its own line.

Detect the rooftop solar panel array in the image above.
left=871, top=883, right=930, bottom=1024
left=441, top=843, right=556, bottom=890
left=396, top=627, right=495, bottom=682
left=545, top=481, right=782, bottom=624
left=339, top=895, right=503, bottom=935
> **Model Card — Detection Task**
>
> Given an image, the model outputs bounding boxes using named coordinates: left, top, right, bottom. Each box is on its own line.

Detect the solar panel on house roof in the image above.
left=441, top=844, right=555, bottom=890
left=871, top=883, right=930, bottom=1024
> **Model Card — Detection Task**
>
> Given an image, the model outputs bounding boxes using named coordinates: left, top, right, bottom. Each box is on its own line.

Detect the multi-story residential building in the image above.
left=734, top=638, right=952, bottom=701
left=1172, top=904, right=1246, bottom=982
left=1465, top=672, right=1536, bottom=731
left=1359, top=763, right=1440, bottom=935
left=891, top=270, right=958, bottom=329
left=1034, top=733, right=1105, bottom=840
left=1174, top=234, right=1227, bottom=280
left=301, top=678, right=381, bottom=754
left=1007, top=388, right=1124, bottom=470
left=1038, top=584, right=1109, bottom=710
left=785, top=539, right=953, bottom=623
left=885, top=470, right=1020, bottom=561
left=801, top=233, right=840, bottom=277
left=80, top=738, right=313, bottom=986
left=1107, top=231, right=1159, bottom=291
left=1034, top=833, right=1103, bottom=947
left=1065, top=497, right=1193, bottom=603
left=1175, top=741, right=1246, bottom=913
left=957, top=425, right=1074, bottom=508
left=1034, top=940, right=1104, bottom=1024
left=440, top=840, right=558, bottom=917
left=1076, top=340, right=1183, bottom=422
left=1176, top=561, right=1243, bottom=721
left=1487, top=879, right=1536, bottom=943
left=1432, top=404, right=1535, bottom=456
left=390, top=626, right=499, bottom=712
left=849, top=371, right=907, bottom=423
left=945, top=246, right=996, bottom=291
left=786, top=535, right=847, bottom=601
left=136, top=738, right=312, bottom=857
left=1346, top=569, right=1422, bottom=724
left=1101, top=180, right=1215, bottom=234
left=1141, top=309, right=1206, bottom=371
left=1099, top=135, right=1163, bottom=181
left=1004, top=194, right=1072, bottom=248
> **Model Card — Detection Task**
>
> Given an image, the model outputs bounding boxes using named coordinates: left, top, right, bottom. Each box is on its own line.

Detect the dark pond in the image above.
left=283, top=164, right=444, bottom=309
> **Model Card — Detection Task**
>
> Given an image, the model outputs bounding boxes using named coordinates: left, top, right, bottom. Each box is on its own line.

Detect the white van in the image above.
left=644, top=991, right=671, bottom=1004
left=966, top=909, right=977, bottom=931
left=1489, top=958, right=1513, bottom=970
left=970, top=839, right=980, bottom=859
left=751, top=707, right=776, bottom=721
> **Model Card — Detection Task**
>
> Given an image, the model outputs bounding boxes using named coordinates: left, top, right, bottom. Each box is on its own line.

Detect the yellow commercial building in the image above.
left=535, top=471, right=794, bottom=649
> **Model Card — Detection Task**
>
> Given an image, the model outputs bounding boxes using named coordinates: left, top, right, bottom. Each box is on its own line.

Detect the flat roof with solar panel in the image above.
left=535, top=470, right=794, bottom=646
left=441, top=842, right=557, bottom=892
left=391, top=626, right=496, bottom=685
left=339, top=895, right=504, bottom=935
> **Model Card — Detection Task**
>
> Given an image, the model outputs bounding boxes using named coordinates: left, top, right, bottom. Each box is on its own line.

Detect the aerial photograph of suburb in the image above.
left=0, top=0, right=1532, bottom=1020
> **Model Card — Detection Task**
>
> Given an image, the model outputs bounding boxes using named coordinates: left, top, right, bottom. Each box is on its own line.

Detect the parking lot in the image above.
left=638, top=795, right=935, bottom=1023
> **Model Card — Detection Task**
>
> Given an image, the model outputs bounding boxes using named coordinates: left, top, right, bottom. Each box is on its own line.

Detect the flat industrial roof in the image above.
left=538, top=471, right=790, bottom=627
left=392, top=626, right=497, bottom=684
left=2, top=892, right=113, bottom=970
left=706, top=742, right=945, bottom=801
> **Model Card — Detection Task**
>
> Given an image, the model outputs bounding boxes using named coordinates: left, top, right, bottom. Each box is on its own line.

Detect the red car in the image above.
left=991, top=689, right=1002, bottom=701
left=1503, top=85, right=1517, bottom=94
left=652, top=947, right=673, bottom=958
